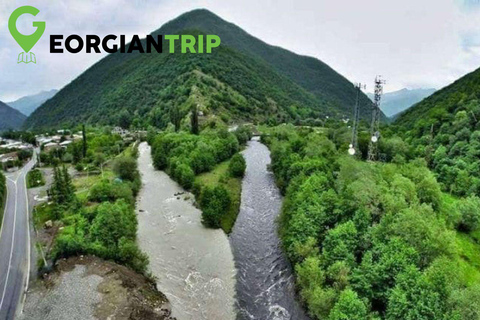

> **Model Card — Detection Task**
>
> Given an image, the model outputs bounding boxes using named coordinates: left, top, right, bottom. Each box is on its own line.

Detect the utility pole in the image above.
left=367, top=76, right=386, bottom=162
left=348, top=83, right=365, bottom=157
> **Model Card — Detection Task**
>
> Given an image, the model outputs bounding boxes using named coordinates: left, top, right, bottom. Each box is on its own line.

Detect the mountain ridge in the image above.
left=367, top=88, right=436, bottom=117
left=25, top=9, right=381, bottom=130
left=7, top=89, right=58, bottom=116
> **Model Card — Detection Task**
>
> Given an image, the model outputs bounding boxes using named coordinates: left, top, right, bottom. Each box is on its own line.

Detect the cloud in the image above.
left=1, top=0, right=480, bottom=101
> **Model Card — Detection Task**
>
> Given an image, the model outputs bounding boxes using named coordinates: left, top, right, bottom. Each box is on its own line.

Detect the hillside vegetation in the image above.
left=25, top=9, right=377, bottom=130
left=395, top=67, right=480, bottom=196
left=264, top=125, right=480, bottom=320
left=154, top=9, right=374, bottom=118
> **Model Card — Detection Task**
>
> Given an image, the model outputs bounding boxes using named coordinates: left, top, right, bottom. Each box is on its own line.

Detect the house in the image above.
left=112, top=126, right=129, bottom=136
left=60, top=140, right=73, bottom=148
left=0, top=152, right=19, bottom=163
left=44, top=142, right=60, bottom=152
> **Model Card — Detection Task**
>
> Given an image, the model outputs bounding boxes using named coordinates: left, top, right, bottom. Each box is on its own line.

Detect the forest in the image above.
left=263, top=124, right=480, bottom=320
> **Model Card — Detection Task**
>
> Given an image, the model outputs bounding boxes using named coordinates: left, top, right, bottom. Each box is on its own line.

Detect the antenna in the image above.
left=367, top=76, right=386, bottom=161
left=348, top=83, right=366, bottom=157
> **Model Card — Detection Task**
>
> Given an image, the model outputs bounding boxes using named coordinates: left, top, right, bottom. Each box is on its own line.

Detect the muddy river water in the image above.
left=136, top=142, right=237, bottom=320
left=136, top=139, right=308, bottom=320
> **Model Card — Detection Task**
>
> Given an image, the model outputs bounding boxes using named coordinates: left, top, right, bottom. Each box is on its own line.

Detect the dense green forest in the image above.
left=263, top=125, right=480, bottom=320
left=395, top=67, right=480, bottom=196
left=24, top=9, right=378, bottom=130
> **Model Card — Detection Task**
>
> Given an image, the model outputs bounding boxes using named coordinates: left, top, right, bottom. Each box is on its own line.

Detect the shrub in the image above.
left=200, top=185, right=231, bottom=228
left=113, top=156, right=138, bottom=182
left=457, top=196, right=480, bottom=232
left=172, top=162, right=195, bottom=189
left=88, top=180, right=134, bottom=205
left=228, top=153, right=246, bottom=178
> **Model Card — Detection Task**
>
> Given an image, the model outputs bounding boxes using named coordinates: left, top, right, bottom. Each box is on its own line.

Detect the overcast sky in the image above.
left=1, top=0, right=480, bottom=102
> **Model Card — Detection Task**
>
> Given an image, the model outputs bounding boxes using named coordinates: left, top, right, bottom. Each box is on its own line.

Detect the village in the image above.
left=0, top=127, right=145, bottom=171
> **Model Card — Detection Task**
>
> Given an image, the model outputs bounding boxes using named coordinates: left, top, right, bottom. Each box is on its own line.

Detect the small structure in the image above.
left=60, top=140, right=73, bottom=148
left=44, top=142, right=60, bottom=152
left=0, top=152, right=19, bottom=163
left=112, top=127, right=129, bottom=136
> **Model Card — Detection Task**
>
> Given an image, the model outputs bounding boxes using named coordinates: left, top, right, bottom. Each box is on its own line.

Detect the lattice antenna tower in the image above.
left=367, top=76, right=386, bottom=161
left=348, top=83, right=366, bottom=157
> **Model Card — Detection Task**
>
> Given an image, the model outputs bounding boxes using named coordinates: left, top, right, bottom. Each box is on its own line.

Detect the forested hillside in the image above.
left=0, top=101, right=26, bottom=131
left=154, top=9, right=374, bottom=118
left=395, top=67, right=480, bottom=196
left=264, top=125, right=480, bottom=320
left=25, top=10, right=377, bottom=130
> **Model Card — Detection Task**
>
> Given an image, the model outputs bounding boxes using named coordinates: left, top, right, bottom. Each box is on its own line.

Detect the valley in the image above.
left=1, top=4, right=480, bottom=320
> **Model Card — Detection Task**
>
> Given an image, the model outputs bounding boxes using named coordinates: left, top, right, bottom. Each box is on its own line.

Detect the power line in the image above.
left=367, top=76, right=386, bottom=162
left=348, top=83, right=365, bottom=157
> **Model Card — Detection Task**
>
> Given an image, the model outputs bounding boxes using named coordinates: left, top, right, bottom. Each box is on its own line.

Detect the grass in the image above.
left=73, top=170, right=115, bottom=202
left=196, top=160, right=242, bottom=234
left=456, top=232, right=480, bottom=285
left=27, top=169, right=46, bottom=188
left=33, top=202, right=56, bottom=229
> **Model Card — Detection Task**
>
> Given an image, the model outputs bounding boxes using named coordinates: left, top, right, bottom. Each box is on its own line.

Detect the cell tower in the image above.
left=348, top=83, right=365, bottom=157
left=367, top=76, right=386, bottom=161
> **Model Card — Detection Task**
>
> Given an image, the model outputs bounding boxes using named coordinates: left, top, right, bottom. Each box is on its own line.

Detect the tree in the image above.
left=113, top=156, right=138, bottom=182
left=82, top=124, right=87, bottom=158
left=457, top=196, right=480, bottom=232
left=49, top=165, right=75, bottom=205
left=386, top=266, right=446, bottom=320
left=201, top=186, right=231, bottom=228
left=89, top=200, right=136, bottom=248
left=191, top=104, right=199, bottom=135
left=228, top=153, right=246, bottom=177
left=329, top=289, right=368, bottom=320
left=170, top=106, right=182, bottom=132
left=118, top=109, right=132, bottom=129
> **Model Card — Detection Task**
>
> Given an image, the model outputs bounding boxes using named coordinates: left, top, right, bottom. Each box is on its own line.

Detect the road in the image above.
left=0, top=156, right=35, bottom=320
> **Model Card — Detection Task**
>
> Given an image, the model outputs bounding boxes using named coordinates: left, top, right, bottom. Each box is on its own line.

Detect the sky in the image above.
left=1, top=0, right=480, bottom=102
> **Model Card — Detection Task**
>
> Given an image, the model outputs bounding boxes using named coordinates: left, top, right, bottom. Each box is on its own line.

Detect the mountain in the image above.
left=0, top=101, right=27, bottom=131
left=7, top=89, right=58, bottom=116
left=25, top=9, right=378, bottom=130
left=367, top=88, right=436, bottom=117
left=395, top=67, right=480, bottom=196
left=153, top=9, right=375, bottom=118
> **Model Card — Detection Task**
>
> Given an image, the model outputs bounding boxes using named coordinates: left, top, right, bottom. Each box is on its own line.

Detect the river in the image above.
left=136, top=142, right=237, bottom=320
left=230, top=138, right=310, bottom=320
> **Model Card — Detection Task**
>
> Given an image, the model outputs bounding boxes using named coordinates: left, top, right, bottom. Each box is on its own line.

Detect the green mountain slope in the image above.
left=154, top=9, right=374, bottom=118
left=395, top=67, right=480, bottom=196
left=25, top=9, right=376, bottom=130
left=0, top=101, right=26, bottom=131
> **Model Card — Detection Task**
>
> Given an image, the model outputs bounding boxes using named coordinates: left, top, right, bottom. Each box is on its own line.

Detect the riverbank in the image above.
left=136, top=142, right=236, bottom=320
left=19, top=256, right=173, bottom=320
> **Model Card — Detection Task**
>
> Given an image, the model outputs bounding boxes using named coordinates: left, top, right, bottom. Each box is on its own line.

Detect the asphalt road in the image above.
left=0, top=157, right=35, bottom=320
